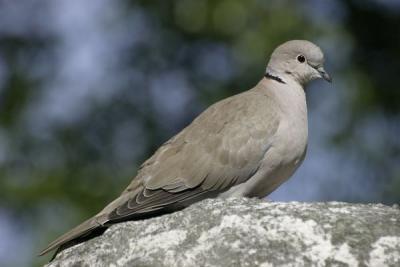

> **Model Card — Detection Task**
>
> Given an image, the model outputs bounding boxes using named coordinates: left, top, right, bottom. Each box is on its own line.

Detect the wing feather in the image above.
left=108, top=88, right=280, bottom=222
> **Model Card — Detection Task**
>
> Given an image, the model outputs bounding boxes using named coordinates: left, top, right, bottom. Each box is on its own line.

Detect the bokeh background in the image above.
left=0, top=0, right=399, bottom=266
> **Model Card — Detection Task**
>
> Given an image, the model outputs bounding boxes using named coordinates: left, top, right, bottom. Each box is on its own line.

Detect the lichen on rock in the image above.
left=46, top=198, right=400, bottom=267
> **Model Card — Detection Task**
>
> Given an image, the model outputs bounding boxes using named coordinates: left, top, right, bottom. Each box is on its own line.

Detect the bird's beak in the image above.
left=317, top=66, right=332, bottom=83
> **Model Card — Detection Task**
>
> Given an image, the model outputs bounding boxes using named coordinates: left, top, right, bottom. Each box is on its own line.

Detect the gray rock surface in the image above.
left=46, top=198, right=400, bottom=267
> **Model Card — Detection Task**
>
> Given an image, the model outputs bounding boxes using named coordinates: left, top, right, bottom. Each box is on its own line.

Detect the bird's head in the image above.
left=266, top=40, right=331, bottom=86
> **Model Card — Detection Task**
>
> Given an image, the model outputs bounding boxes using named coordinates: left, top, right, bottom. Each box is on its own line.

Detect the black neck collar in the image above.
left=264, top=72, right=286, bottom=84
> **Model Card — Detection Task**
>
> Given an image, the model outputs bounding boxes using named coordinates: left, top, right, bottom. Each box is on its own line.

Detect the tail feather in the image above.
left=39, top=217, right=103, bottom=256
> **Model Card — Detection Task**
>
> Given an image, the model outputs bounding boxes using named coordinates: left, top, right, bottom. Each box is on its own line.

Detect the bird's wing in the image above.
left=39, top=86, right=280, bottom=256
left=108, top=89, right=280, bottom=221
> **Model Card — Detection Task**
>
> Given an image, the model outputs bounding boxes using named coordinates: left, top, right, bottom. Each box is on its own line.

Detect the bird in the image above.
left=40, top=40, right=331, bottom=257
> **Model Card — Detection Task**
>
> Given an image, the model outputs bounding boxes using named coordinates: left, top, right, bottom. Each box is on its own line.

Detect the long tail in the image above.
left=39, top=217, right=104, bottom=256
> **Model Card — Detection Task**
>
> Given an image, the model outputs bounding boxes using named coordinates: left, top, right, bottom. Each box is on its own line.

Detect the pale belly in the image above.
left=220, top=116, right=308, bottom=198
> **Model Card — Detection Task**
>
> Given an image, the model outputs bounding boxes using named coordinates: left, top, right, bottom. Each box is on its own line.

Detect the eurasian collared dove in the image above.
left=40, top=40, right=331, bottom=256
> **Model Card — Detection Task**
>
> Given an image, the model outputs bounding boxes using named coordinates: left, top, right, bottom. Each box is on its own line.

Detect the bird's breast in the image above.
left=252, top=84, right=308, bottom=196
left=269, top=81, right=308, bottom=165
left=275, top=107, right=308, bottom=165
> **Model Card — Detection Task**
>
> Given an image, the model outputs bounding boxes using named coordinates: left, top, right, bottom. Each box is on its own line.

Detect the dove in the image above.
left=40, top=40, right=331, bottom=257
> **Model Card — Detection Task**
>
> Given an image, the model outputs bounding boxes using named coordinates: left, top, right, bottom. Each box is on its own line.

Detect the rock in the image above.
left=46, top=198, right=400, bottom=267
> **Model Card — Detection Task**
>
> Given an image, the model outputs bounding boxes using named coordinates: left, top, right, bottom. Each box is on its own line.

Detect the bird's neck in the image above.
left=265, top=66, right=308, bottom=88
left=257, top=75, right=307, bottom=119
left=264, top=72, right=286, bottom=84
left=264, top=70, right=304, bottom=90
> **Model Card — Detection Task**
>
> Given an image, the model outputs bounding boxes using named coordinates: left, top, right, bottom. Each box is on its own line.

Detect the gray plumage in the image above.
left=40, top=40, right=331, bottom=256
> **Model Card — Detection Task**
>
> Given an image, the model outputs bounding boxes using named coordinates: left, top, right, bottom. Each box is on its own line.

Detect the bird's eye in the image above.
left=297, top=55, right=306, bottom=63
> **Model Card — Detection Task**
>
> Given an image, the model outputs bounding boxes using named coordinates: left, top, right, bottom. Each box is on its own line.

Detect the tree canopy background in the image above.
left=0, top=0, right=399, bottom=266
